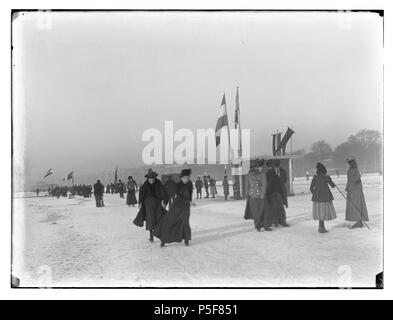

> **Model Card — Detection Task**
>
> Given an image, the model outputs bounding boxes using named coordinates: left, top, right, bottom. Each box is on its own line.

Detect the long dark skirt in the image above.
left=269, top=193, right=286, bottom=226
left=244, top=198, right=271, bottom=229
left=126, top=190, right=137, bottom=205
left=345, top=189, right=369, bottom=222
left=145, top=196, right=165, bottom=230
left=154, top=197, right=191, bottom=244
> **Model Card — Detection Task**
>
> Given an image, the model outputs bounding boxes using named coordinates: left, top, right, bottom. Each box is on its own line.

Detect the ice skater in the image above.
left=244, top=159, right=272, bottom=232
left=155, top=169, right=195, bottom=247
left=118, top=179, right=125, bottom=199
left=203, top=176, right=209, bottom=198
left=345, top=157, right=369, bottom=229
left=209, top=176, right=217, bottom=198
left=93, top=179, right=105, bottom=207
left=126, top=176, right=138, bottom=207
left=195, top=176, right=203, bottom=199
left=310, top=163, right=337, bottom=233
left=133, top=169, right=168, bottom=242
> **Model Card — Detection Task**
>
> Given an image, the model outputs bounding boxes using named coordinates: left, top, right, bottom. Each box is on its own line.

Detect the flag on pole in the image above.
left=66, top=171, right=73, bottom=180
left=43, top=168, right=53, bottom=179
left=278, top=127, right=295, bottom=155
left=215, top=93, right=229, bottom=147
left=234, top=87, right=242, bottom=158
left=114, top=165, right=118, bottom=183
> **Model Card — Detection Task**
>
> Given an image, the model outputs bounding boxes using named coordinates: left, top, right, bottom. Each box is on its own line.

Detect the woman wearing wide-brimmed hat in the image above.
left=310, top=162, right=337, bottom=233
left=155, top=169, right=195, bottom=247
left=345, top=157, right=369, bottom=229
left=133, top=169, right=169, bottom=242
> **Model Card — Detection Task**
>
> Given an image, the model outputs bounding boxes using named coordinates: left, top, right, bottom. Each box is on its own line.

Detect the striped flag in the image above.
left=278, top=127, right=295, bottom=155
left=234, top=87, right=242, bottom=157
left=215, top=93, right=229, bottom=147
left=43, top=168, right=53, bottom=179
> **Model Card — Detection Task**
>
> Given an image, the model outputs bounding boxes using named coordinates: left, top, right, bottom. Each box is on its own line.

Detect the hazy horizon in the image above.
left=12, top=11, right=383, bottom=182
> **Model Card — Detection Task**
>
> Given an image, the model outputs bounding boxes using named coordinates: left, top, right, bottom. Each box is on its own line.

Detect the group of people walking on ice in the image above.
left=93, top=175, right=139, bottom=208
left=244, top=156, right=369, bottom=234
left=310, top=156, right=369, bottom=233
left=244, top=158, right=289, bottom=232
left=133, top=168, right=194, bottom=247
left=131, top=155, right=369, bottom=247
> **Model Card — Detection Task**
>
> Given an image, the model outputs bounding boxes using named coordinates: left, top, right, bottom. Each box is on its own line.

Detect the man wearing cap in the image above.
left=133, top=169, right=169, bottom=242
left=266, top=159, right=289, bottom=227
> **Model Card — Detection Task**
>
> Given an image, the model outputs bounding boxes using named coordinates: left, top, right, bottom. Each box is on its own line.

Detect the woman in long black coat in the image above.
left=133, top=169, right=168, bottom=242
left=154, top=169, right=195, bottom=247
left=126, top=176, right=138, bottom=207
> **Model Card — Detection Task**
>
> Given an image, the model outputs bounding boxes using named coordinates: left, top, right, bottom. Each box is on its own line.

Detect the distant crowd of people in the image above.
left=46, top=184, right=93, bottom=198
left=38, top=155, right=369, bottom=245
left=92, top=176, right=139, bottom=208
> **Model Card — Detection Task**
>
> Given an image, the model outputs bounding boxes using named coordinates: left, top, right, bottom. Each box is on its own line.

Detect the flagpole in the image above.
left=236, top=86, right=243, bottom=199
left=224, top=92, right=231, bottom=165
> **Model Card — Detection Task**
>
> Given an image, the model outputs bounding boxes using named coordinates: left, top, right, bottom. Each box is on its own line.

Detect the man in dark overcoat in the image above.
left=93, top=180, right=105, bottom=207
left=266, top=159, right=289, bottom=227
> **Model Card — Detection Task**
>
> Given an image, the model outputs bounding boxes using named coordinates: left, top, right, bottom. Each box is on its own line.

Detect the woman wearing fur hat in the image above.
left=345, top=157, right=369, bottom=229
left=310, top=163, right=337, bottom=233
left=133, top=169, right=169, bottom=242
left=155, top=169, right=195, bottom=247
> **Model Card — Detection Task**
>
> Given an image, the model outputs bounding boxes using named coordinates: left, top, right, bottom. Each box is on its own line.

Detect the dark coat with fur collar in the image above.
left=133, top=179, right=168, bottom=229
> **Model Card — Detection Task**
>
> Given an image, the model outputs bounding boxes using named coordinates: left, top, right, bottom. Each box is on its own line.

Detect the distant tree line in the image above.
left=292, top=129, right=382, bottom=177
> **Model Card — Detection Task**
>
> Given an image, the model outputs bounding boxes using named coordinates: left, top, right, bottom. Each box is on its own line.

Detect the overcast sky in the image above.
left=13, top=11, right=383, bottom=181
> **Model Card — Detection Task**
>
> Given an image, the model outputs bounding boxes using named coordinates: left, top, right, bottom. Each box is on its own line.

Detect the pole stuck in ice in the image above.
left=335, top=185, right=370, bottom=231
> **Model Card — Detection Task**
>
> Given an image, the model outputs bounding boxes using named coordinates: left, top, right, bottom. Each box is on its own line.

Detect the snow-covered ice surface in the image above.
left=13, top=174, right=383, bottom=288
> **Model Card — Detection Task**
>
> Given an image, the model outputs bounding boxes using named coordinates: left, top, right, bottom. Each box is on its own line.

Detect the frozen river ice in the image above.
left=12, top=174, right=383, bottom=288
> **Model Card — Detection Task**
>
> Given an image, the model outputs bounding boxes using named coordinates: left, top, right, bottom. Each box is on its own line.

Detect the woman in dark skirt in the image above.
left=310, top=162, right=337, bottom=233
left=126, top=176, right=138, bottom=207
left=133, top=169, right=168, bottom=242
left=155, top=169, right=195, bottom=247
